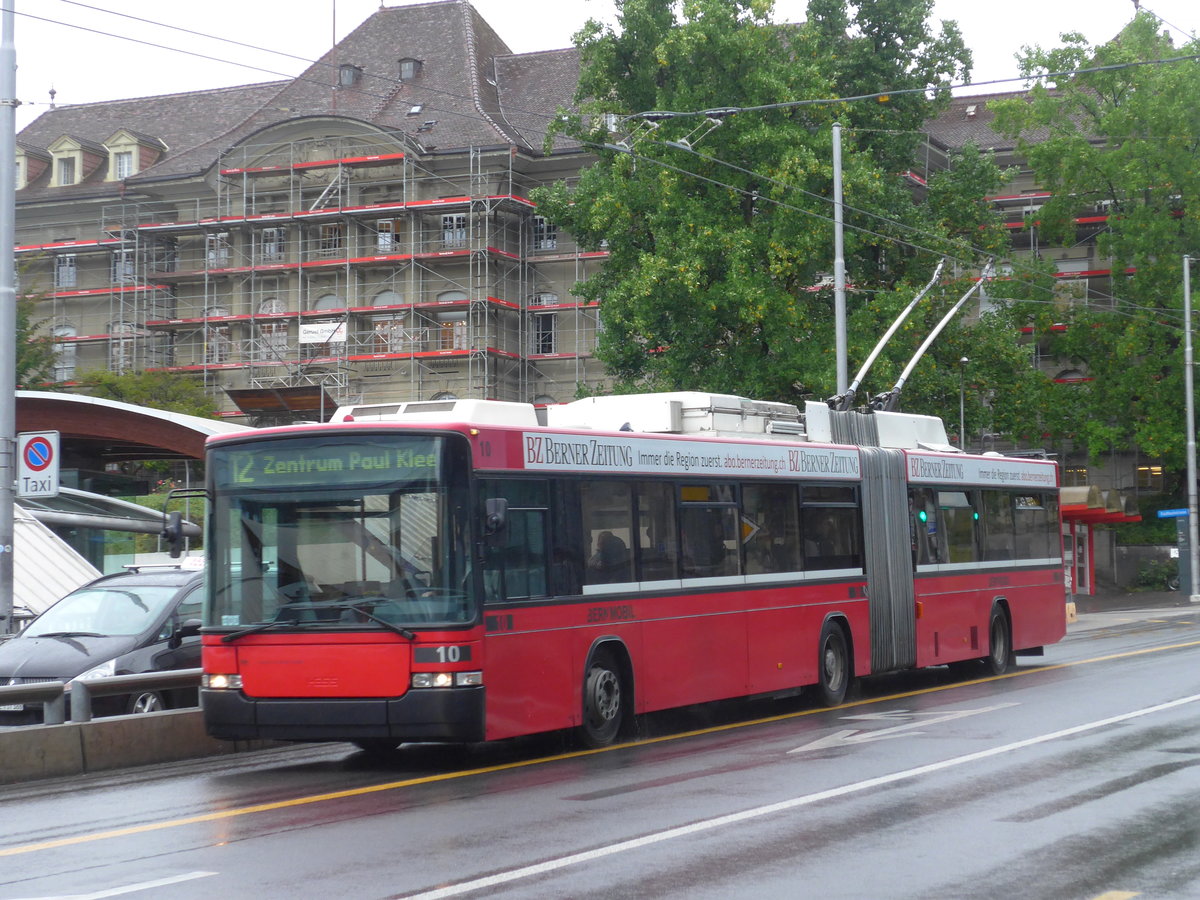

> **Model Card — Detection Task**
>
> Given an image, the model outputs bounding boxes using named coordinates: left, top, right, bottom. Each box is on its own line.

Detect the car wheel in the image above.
left=127, top=690, right=165, bottom=714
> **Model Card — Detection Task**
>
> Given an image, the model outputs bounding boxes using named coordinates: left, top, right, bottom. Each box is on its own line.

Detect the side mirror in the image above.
left=168, top=618, right=202, bottom=649
left=484, top=497, right=508, bottom=535
left=163, top=510, right=184, bottom=558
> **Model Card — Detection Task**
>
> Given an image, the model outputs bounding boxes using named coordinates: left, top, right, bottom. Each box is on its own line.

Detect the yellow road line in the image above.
left=3, top=637, right=1200, bottom=858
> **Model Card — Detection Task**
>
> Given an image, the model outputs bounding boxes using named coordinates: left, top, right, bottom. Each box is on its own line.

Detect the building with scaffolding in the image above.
left=16, top=1, right=605, bottom=422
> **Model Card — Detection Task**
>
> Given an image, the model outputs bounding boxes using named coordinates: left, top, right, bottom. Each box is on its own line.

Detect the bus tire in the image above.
left=580, top=650, right=624, bottom=748
left=816, top=620, right=851, bottom=707
left=984, top=605, right=1013, bottom=676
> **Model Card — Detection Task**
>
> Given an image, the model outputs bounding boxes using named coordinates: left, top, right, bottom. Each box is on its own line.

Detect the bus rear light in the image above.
left=411, top=671, right=482, bottom=689
left=203, top=674, right=243, bottom=690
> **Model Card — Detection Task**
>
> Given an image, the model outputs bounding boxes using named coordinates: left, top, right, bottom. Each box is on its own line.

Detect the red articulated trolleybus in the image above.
left=198, top=392, right=1066, bottom=751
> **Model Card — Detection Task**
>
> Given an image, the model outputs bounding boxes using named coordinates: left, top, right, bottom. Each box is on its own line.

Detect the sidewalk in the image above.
left=1074, top=587, right=1196, bottom=614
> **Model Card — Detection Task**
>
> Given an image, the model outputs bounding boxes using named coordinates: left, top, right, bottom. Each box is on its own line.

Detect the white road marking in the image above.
left=788, top=702, right=1020, bottom=753
left=402, top=694, right=1200, bottom=899
left=10, top=870, right=217, bottom=899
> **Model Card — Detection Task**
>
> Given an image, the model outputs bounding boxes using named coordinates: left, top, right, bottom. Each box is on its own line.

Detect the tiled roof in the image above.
left=16, top=0, right=585, bottom=201
left=495, top=48, right=582, bottom=153
left=924, top=91, right=1054, bottom=153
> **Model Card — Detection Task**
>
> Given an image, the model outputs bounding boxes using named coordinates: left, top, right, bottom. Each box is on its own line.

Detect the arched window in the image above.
left=51, top=323, right=76, bottom=381
left=108, top=321, right=137, bottom=372
left=257, top=298, right=289, bottom=361
left=312, top=293, right=344, bottom=311
left=372, top=290, right=403, bottom=308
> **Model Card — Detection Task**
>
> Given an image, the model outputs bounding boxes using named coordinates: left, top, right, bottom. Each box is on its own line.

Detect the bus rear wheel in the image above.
left=816, top=621, right=851, bottom=707
left=580, top=651, right=624, bottom=748
left=984, top=606, right=1013, bottom=676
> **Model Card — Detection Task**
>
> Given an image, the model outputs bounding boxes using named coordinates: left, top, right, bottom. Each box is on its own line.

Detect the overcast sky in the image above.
left=14, top=0, right=1199, bottom=131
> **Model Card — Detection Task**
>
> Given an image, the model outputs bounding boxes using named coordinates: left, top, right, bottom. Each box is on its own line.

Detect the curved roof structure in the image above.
left=15, top=391, right=251, bottom=462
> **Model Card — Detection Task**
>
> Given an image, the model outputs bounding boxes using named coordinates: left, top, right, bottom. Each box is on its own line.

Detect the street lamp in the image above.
left=959, top=357, right=969, bottom=451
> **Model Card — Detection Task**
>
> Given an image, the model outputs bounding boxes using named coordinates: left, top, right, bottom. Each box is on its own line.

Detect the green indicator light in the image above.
left=918, top=510, right=928, bottom=523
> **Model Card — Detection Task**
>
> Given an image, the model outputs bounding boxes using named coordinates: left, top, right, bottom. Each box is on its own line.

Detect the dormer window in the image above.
left=339, top=64, right=362, bottom=87
left=113, top=151, right=133, bottom=180
left=48, top=135, right=105, bottom=186
left=399, top=58, right=421, bottom=81
left=102, top=129, right=167, bottom=182
left=15, top=145, right=50, bottom=189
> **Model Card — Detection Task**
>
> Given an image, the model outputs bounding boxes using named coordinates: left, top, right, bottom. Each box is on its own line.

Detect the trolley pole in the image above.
left=1184, top=256, right=1199, bottom=604
left=0, top=0, right=16, bottom=634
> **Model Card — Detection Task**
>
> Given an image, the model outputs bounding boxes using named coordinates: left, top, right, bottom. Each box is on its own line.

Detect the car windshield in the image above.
left=207, top=434, right=474, bottom=630
left=25, top=585, right=180, bottom=638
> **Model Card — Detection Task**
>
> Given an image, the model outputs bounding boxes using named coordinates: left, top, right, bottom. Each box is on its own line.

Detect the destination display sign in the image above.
left=520, top=433, right=861, bottom=480
left=215, top=438, right=440, bottom=489
left=905, top=452, right=1057, bottom=488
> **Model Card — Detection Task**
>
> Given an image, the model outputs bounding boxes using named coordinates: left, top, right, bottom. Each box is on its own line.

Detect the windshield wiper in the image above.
left=220, top=619, right=316, bottom=643
left=335, top=601, right=415, bottom=640
left=34, top=631, right=105, bottom=638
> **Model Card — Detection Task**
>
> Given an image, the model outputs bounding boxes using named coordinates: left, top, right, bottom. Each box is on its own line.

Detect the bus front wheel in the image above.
left=984, top=606, right=1013, bottom=676
left=816, top=621, right=851, bottom=707
left=580, top=651, right=624, bottom=748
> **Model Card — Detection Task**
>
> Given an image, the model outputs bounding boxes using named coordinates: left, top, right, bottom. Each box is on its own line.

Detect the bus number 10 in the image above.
left=414, top=645, right=472, bottom=663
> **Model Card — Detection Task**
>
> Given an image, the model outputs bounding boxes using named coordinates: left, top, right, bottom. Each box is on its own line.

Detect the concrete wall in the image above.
left=0, top=710, right=273, bottom=785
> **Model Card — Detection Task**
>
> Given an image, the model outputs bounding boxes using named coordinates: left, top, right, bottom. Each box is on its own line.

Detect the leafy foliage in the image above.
left=15, top=292, right=57, bottom=389
left=536, top=0, right=1045, bottom=433
left=78, top=369, right=219, bottom=419
left=991, top=13, right=1200, bottom=467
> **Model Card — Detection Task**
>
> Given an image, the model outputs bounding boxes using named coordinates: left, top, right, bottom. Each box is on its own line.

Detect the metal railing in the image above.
left=0, top=669, right=201, bottom=725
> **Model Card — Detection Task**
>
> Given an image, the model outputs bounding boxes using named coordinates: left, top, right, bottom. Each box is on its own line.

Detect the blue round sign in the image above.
left=23, top=437, right=53, bottom=472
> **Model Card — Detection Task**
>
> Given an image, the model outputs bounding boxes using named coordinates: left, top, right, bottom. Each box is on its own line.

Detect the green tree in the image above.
left=991, top=12, right=1200, bottom=468
left=536, top=0, right=1043, bottom=430
left=79, top=368, right=219, bottom=419
left=16, top=292, right=57, bottom=389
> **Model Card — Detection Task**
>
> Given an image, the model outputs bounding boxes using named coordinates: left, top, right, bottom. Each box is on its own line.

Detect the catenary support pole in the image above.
left=1184, top=256, right=1199, bottom=604
left=832, top=122, right=847, bottom=394
left=0, top=1, right=16, bottom=634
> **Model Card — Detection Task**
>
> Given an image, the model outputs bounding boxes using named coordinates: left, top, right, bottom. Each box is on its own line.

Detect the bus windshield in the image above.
left=206, top=434, right=473, bottom=630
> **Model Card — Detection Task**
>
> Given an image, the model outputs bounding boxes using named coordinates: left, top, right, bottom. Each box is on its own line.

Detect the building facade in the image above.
left=16, top=1, right=607, bottom=422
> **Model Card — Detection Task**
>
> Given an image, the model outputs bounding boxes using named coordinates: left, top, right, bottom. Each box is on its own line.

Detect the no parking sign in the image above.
left=17, top=431, right=60, bottom=499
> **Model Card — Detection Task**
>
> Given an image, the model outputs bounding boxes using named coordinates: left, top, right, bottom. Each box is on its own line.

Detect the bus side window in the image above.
left=550, top=480, right=584, bottom=596
left=1014, top=492, right=1052, bottom=560
left=801, top=486, right=863, bottom=571
left=937, top=490, right=979, bottom=564
left=742, top=483, right=801, bottom=575
left=910, top=488, right=939, bottom=565
left=636, top=482, right=678, bottom=582
left=679, top=483, right=740, bottom=579
left=581, top=481, right=634, bottom=585
left=480, top=479, right=549, bottom=604
left=981, top=490, right=1016, bottom=561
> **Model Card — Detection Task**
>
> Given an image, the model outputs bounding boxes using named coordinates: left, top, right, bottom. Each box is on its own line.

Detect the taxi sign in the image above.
left=17, top=431, right=60, bottom=499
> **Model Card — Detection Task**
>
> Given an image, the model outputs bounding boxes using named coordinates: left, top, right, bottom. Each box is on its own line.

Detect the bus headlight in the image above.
left=411, top=671, right=482, bottom=688
left=203, top=674, right=243, bottom=690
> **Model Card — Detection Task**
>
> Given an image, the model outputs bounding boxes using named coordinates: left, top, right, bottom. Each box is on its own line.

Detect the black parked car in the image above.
left=0, top=565, right=204, bottom=724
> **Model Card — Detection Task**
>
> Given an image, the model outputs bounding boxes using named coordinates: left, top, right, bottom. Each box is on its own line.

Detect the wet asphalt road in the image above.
left=1, top=606, right=1199, bottom=900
